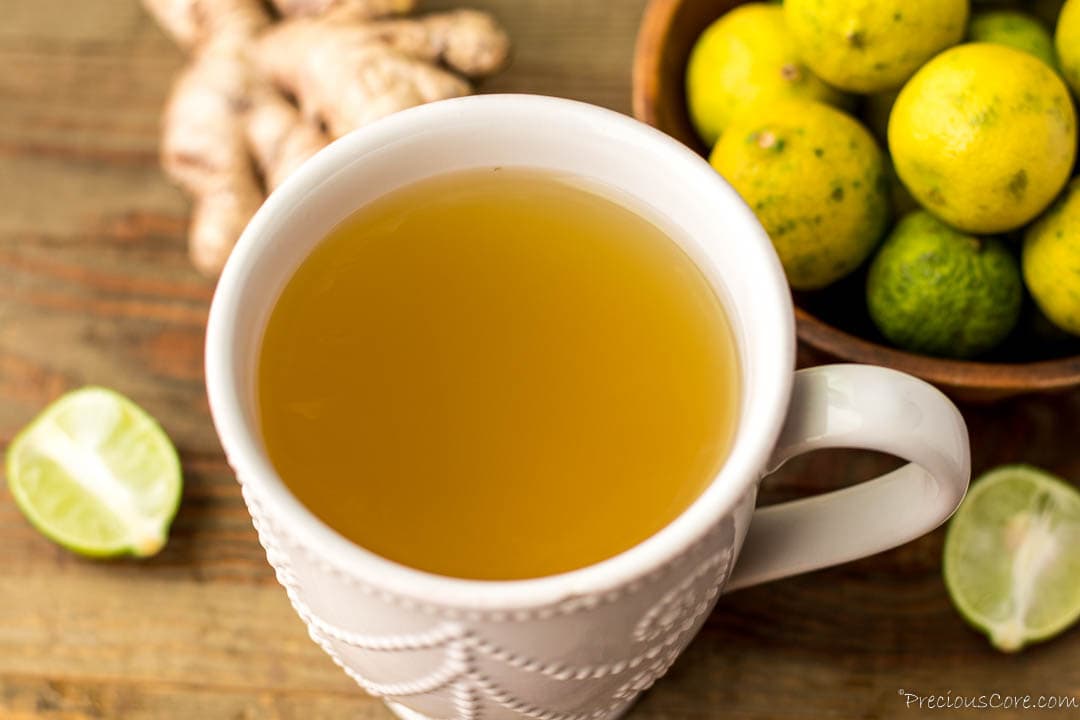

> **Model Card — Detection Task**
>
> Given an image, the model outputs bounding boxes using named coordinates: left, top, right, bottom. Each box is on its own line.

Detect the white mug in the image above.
left=205, top=95, right=970, bottom=720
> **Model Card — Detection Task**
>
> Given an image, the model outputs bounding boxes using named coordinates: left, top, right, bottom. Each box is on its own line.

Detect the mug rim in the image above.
left=205, top=94, right=795, bottom=609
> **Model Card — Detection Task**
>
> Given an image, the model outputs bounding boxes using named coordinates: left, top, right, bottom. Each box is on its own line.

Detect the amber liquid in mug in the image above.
left=258, top=169, right=740, bottom=580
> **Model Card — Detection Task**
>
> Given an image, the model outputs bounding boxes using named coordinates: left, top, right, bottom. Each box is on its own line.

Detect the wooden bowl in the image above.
left=632, top=0, right=1080, bottom=402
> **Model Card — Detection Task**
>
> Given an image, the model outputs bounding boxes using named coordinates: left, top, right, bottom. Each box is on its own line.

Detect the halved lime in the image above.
left=944, top=465, right=1080, bottom=652
left=5, top=387, right=181, bottom=557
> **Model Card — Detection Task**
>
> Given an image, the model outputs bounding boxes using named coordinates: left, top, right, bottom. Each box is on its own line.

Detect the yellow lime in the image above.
left=944, top=465, right=1080, bottom=652
left=686, top=3, right=848, bottom=147
left=1058, top=0, right=1080, bottom=96
left=1023, top=179, right=1080, bottom=336
left=5, top=387, right=182, bottom=557
left=889, top=43, right=1076, bottom=234
left=784, top=0, right=968, bottom=92
left=867, top=211, right=1022, bottom=358
left=969, top=9, right=1058, bottom=68
left=710, top=100, right=889, bottom=290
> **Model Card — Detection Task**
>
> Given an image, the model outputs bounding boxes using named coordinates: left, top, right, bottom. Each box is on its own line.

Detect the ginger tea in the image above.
left=258, top=169, right=740, bottom=580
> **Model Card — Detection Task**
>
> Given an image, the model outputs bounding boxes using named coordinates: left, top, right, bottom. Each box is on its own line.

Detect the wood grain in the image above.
left=1, top=1, right=1078, bottom=719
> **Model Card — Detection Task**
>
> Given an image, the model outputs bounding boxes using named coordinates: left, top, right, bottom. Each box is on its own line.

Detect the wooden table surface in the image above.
left=2, top=1, right=1079, bottom=718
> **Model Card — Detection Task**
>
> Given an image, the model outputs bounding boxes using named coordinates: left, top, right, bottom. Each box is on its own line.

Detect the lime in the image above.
left=1058, top=0, right=1080, bottom=97
left=709, top=100, right=889, bottom=290
left=969, top=9, right=1058, bottom=68
left=5, top=387, right=182, bottom=557
left=784, top=0, right=968, bottom=92
left=889, top=43, right=1076, bottom=234
left=685, top=3, right=848, bottom=148
left=866, top=210, right=1022, bottom=358
left=1023, top=178, right=1080, bottom=336
left=944, top=465, right=1080, bottom=652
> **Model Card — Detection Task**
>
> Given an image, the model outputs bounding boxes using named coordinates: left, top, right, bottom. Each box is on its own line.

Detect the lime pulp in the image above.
left=944, top=465, right=1080, bottom=652
left=5, top=386, right=182, bottom=557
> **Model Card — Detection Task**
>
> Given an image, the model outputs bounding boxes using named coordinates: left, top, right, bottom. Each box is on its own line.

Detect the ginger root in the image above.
left=145, top=0, right=509, bottom=276
left=268, top=0, right=417, bottom=19
left=257, top=10, right=510, bottom=136
left=245, top=85, right=329, bottom=191
left=162, top=40, right=264, bottom=276
left=144, top=0, right=270, bottom=49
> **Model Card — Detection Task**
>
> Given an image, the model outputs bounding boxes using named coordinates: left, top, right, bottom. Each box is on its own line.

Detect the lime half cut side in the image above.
left=944, top=465, right=1080, bottom=652
left=5, top=387, right=182, bottom=557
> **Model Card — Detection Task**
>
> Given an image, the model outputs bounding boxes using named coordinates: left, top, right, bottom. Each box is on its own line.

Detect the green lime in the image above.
left=969, top=10, right=1058, bottom=69
left=944, top=465, right=1080, bottom=652
left=5, top=387, right=182, bottom=557
left=866, top=210, right=1022, bottom=358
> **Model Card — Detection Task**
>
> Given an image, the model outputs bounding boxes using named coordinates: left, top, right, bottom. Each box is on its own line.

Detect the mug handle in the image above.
left=725, top=364, right=971, bottom=591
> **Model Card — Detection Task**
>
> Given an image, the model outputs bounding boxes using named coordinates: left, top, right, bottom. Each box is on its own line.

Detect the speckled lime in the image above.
left=969, top=9, right=1058, bottom=69
left=867, top=210, right=1023, bottom=358
left=1058, top=0, right=1080, bottom=96
left=710, top=100, right=889, bottom=290
left=686, top=3, right=848, bottom=148
left=889, top=43, right=1076, bottom=234
left=784, top=0, right=968, bottom=92
left=1023, top=179, right=1080, bottom=336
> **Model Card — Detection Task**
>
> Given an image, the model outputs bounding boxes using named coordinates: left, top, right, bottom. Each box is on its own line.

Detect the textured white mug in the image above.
left=205, top=95, right=971, bottom=720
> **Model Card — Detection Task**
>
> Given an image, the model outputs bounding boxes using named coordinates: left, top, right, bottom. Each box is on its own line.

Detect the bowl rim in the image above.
left=794, top=307, right=1080, bottom=393
left=631, top=0, right=1080, bottom=395
left=632, top=0, right=681, bottom=134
